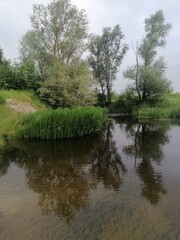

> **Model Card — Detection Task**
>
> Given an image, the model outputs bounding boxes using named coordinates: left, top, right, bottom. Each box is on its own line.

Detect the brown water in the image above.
left=0, top=117, right=180, bottom=240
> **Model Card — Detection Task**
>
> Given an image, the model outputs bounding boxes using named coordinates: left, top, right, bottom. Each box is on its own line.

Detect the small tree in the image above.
left=89, top=25, right=128, bottom=105
left=124, top=10, right=172, bottom=103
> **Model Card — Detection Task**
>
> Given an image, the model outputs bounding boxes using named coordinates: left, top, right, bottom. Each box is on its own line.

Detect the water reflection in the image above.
left=90, top=122, right=127, bottom=191
left=0, top=122, right=125, bottom=223
left=121, top=120, right=169, bottom=205
left=0, top=118, right=172, bottom=224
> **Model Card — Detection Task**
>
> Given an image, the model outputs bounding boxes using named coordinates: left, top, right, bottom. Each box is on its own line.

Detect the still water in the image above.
left=0, top=117, right=180, bottom=240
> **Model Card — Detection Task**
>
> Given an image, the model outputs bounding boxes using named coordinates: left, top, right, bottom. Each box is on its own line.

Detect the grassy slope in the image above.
left=0, top=90, right=44, bottom=141
left=136, top=93, right=180, bottom=119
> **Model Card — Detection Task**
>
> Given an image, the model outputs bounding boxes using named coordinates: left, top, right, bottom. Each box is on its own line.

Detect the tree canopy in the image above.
left=124, top=10, right=172, bottom=103
left=19, top=0, right=88, bottom=74
left=89, top=25, right=128, bottom=105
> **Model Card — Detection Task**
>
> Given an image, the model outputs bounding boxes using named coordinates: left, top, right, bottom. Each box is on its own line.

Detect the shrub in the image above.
left=118, top=89, right=140, bottom=113
left=170, top=108, right=180, bottom=119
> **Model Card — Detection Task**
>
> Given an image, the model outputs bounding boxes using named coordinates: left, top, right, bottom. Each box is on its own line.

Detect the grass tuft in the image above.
left=16, top=107, right=107, bottom=139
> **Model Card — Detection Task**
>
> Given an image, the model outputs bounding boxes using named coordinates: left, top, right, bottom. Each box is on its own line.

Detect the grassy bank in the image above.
left=0, top=90, right=44, bottom=142
left=16, top=107, right=107, bottom=139
left=0, top=90, right=106, bottom=140
left=135, top=93, right=180, bottom=119
left=0, top=90, right=43, bottom=109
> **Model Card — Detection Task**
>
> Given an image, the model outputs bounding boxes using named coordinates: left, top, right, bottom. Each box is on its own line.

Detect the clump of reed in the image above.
left=16, top=107, right=107, bottom=139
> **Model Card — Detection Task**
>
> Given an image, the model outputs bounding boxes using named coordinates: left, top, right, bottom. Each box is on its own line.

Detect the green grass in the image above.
left=0, top=90, right=106, bottom=141
left=0, top=105, right=25, bottom=137
left=0, top=95, right=5, bottom=104
left=0, top=90, right=45, bottom=143
left=0, top=89, right=44, bottom=109
left=136, top=93, right=180, bottom=119
left=16, top=107, right=107, bottom=139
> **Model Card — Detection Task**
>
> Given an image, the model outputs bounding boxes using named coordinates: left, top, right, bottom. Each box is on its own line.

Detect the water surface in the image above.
left=0, top=117, right=180, bottom=240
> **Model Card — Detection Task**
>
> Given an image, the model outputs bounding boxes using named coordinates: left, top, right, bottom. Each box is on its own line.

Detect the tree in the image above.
left=19, top=0, right=88, bottom=75
left=0, top=48, right=13, bottom=89
left=124, top=10, right=172, bottom=103
left=12, top=60, right=42, bottom=90
left=0, top=47, right=41, bottom=90
left=38, top=59, right=96, bottom=108
left=19, top=0, right=96, bottom=107
left=89, top=25, right=128, bottom=105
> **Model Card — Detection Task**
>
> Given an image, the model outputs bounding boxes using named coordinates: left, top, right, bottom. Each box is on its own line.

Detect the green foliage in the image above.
left=16, top=107, right=107, bottom=139
left=19, top=0, right=88, bottom=73
left=124, top=10, right=172, bottom=103
left=0, top=47, right=41, bottom=90
left=38, top=60, right=96, bottom=108
left=0, top=90, right=44, bottom=109
left=137, top=105, right=168, bottom=119
left=96, top=92, right=106, bottom=107
left=89, top=25, right=128, bottom=105
left=136, top=93, right=180, bottom=119
left=170, top=108, right=180, bottom=119
left=0, top=90, right=45, bottom=140
left=18, top=1, right=94, bottom=108
left=117, top=89, right=140, bottom=113
left=0, top=105, right=24, bottom=138
left=0, top=48, right=13, bottom=89
left=13, top=60, right=42, bottom=90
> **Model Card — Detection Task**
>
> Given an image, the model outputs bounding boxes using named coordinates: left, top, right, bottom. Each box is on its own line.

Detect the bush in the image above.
left=170, top=108, right=180, bottom=119
left=118, top=89, right=140, bottom=113
left=16, top=107, right=107, bottom=139
left=38, top=60, right=96, bottom=108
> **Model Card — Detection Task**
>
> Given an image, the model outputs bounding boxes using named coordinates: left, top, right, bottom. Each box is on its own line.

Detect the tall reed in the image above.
left=16, top=107, right=107, bottom=139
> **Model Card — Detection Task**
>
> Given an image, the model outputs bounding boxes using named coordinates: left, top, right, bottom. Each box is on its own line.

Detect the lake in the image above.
left=0, top=116, right=180, bottom=240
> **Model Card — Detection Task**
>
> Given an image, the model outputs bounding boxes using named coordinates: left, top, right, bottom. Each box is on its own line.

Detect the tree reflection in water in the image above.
left=0, top=118, right=170, bottom=220
left=90, top=121, right=127, bottom=191
left=0, top=121, right=125, bottom=223
left=122, top=120, right=169, bottom=205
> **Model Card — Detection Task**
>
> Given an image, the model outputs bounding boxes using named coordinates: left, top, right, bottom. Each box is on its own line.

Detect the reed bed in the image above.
left=16, top=107, right=107, bottom=139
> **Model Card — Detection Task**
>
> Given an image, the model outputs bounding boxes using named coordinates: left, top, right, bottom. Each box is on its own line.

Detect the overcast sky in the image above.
left=0, top=0, right=180, bottom=92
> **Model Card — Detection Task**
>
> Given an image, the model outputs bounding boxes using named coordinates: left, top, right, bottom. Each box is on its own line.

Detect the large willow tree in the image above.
left=19, top=0, right=96, bottom=107
left=20, top=0, right=88, bottom=73
left=124, top=10, right=172, bottom=103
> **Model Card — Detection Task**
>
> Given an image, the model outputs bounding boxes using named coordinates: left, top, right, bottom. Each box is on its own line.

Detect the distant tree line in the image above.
left=0, top=0, right=172, bottom=109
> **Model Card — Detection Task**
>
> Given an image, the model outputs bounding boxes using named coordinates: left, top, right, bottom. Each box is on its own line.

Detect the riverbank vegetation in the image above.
left=0, top=90, right=106, bottom=140
left=16, top=107, right=107, bottom=139
left=0, top=0, right=179, bottom=141
left=135, top=93, right=180, bottom=119
left=0, top=90, right=44, bottom=138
